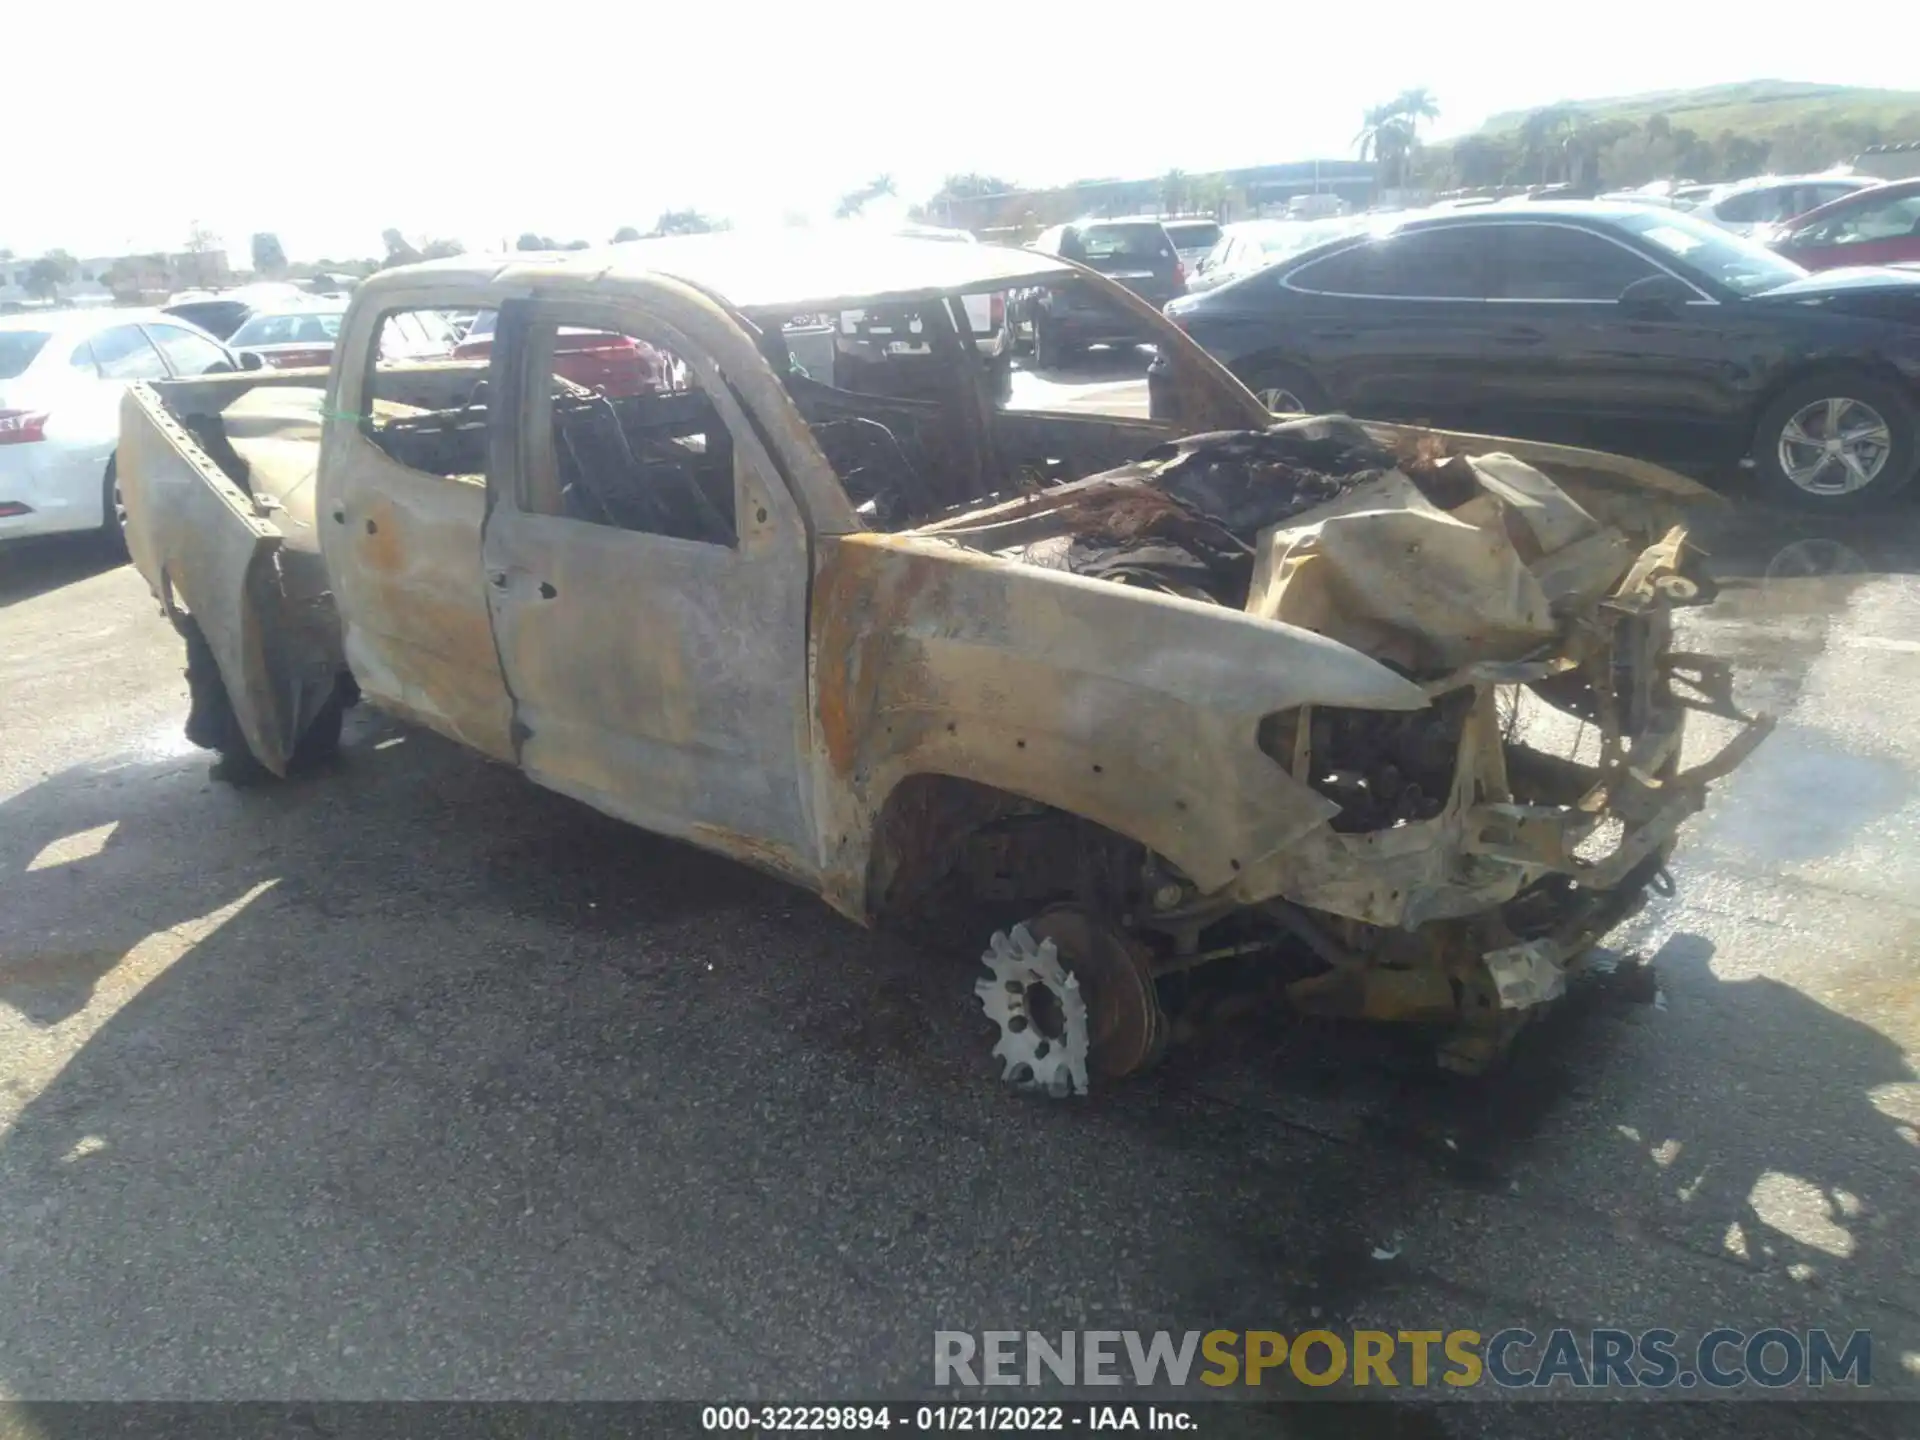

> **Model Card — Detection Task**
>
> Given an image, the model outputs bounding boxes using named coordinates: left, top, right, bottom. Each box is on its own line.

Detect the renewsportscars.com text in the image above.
left=934, top=1328, right=1873, bottom=1390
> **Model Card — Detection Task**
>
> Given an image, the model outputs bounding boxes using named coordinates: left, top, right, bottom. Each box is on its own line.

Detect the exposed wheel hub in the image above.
left=976, top=924, right=1091, bottom=1097
left=974, top=908, right=1166, bottom=1097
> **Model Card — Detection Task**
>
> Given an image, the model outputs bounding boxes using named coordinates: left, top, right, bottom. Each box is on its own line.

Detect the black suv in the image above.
left=1017, top=219, right=1185, bottom=366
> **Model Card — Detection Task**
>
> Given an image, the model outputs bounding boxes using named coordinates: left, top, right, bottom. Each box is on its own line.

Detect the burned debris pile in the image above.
left=1012, top=413, right=1701, bottom=688
left=1268, top=692, right=1476, bottom=833
left=995, top=413, right=1729, bottom=852
left=1039, top=418, right=1402, bottom=607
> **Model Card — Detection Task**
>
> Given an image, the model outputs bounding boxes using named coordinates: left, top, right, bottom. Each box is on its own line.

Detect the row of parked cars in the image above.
left=1157, top=191, right=1920, bottom=509
left=8, top=181, right=1920, bottom=554
left=0, top=288, right=501, bottom=548
left=2, top=306, right=260, bottom=548
left=995, top=182, right=1920, bottom=511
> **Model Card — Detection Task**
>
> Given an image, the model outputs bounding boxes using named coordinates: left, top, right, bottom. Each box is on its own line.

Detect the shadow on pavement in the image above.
left=0, top=534, right=123, bottom=610
left=0, top=703, right=1914, bottom=1421
left=1694, top=504, right=1920, bottom=585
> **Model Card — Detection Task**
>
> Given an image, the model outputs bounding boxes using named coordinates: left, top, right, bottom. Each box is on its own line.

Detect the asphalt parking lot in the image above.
left=2, top=382, right=1917, bottom=1434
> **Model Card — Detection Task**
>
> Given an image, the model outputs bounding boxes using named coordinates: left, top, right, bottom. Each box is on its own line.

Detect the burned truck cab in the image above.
left=115, top=232, right=1766, bottom=1100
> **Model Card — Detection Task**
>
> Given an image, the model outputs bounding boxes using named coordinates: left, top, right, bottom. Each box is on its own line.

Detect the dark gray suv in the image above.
left=1017, top=219, right=1185, bottom=366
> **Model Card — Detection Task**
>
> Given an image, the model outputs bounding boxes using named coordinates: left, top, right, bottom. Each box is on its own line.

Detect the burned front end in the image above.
left=960, top=418, right=1770, bottom=1091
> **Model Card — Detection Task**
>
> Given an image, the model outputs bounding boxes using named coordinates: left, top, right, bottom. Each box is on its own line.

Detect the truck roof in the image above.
left=373, top=233, right=1075, bottom=314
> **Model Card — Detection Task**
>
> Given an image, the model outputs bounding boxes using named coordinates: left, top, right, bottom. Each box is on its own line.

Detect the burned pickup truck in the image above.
left=118, top=232, right=1769, bottom=1093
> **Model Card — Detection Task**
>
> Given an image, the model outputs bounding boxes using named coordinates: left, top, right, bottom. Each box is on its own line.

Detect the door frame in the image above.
left=318, top=277, right=525, bottom=758
left=480, top=289, right=826, bottom=880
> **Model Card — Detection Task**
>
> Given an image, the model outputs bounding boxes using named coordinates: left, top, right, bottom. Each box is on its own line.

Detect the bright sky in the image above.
left=10, top=0, right=1915, bottom=266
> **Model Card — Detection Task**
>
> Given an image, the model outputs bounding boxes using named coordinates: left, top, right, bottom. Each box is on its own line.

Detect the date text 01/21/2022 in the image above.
left=700, top=1406, right=1195, bottom=1431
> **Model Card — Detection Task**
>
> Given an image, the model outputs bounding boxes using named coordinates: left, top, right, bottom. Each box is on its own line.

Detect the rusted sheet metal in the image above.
left=1248, top=480, right=1558, bottom=673
left=485, top=499, right=817, bottom=873
left=316, top=278, right=526, bottom=762
left=1231, top=687, right=1519, bottom=927
left=118, top=384, right=338, bottom=775
left=477, top=292, right=820, bottom=878
left=324, top=441, right=516, bottom=762
left=1220, top=451, right=1760, bottom=929
left=807, top=528, right=1433, bottom=919
left=217, top=385, right=447, bottom=554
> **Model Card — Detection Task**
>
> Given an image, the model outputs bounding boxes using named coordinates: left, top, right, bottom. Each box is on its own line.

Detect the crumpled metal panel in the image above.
left=1250, top=504, right=1558, bottom=672
left=1245, top=454, right=1653, bottom=672
left=809, top=528, right=1435, bottom=918
left=118, top=383, right=336, bottom=775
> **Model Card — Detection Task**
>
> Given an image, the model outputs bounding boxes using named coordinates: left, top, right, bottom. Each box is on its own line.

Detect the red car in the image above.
left=451, top=312, right=672, bottom=397
left=1768, top=178, right=1920, bottom=272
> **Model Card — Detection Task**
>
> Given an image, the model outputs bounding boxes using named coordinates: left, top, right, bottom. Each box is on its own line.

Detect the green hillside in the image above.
left=1478, top=80, right=1920, bottom=145
left=1419, top=80, right=1920, bottom=193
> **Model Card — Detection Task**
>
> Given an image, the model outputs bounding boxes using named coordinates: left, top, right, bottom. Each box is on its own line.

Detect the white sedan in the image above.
left=1186, top=217, right=1370, bottom=294
left=0, top=308, right=249, bottom=549
left=1687, top=174, right=1877, bottom=237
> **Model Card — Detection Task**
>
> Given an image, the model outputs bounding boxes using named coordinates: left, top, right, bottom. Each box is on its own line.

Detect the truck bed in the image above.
left=133, top=366, right=490, bottom=547
left=118, top=362, right=493, bottom=775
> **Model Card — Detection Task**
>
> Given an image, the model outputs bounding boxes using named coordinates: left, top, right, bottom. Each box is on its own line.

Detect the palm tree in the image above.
left=1357, top=90, right=1440, bottom=190
left=1393, top=87, right=1440, bottom=136
left=1355, top=103, right=1417, bottom=188
left=1354, top=102, right=1392, bottom=162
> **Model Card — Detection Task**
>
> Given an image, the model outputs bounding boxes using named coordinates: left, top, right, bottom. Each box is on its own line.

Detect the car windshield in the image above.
left=1164, top=221, right=1222, bottom=250
left=1790, top=189, right=1920, bottom=245
left=230, top=311, right=344, bottom=347
left=1614, top=208, right=1808, bottom=296
left=0, top=331, right=51, bottom=380
left=1070, top=224, right=1172, bottom=264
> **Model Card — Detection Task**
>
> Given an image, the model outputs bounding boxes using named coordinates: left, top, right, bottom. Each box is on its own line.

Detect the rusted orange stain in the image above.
left=814, top=538, right=942, bottom=779
left=358, top=497, right=406, bottom=576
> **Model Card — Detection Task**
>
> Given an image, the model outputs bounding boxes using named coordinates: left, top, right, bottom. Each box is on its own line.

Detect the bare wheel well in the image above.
left=863, top=774, right=1149, bottom=925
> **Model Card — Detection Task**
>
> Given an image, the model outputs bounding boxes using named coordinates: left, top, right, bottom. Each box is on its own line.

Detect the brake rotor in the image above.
left=973, top=906, right=1166, bottom=1097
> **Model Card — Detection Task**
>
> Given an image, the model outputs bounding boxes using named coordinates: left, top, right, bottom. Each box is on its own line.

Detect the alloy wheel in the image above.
left=1778, top=396, right=1893, bottom=497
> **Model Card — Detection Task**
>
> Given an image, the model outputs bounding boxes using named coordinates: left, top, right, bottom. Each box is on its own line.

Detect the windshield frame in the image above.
left=1611, top=207, right=1808, bottom=298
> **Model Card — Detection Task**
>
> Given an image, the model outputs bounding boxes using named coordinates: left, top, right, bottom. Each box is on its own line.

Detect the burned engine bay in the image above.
left=903, top=416, right=1775, bottom=1092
